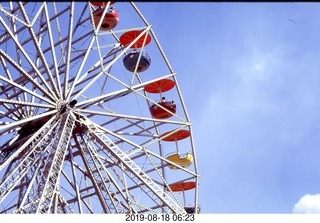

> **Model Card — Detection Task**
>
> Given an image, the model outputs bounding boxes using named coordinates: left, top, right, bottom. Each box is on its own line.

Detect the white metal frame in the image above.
left=0, top=2, right=199, bottom=214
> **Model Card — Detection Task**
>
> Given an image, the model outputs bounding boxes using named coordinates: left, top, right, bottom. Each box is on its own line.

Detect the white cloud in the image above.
left=292, top=194, right=320, bottom=213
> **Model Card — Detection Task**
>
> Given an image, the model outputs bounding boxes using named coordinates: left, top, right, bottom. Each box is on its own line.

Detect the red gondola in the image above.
left=150, top=99, right=176, bottom=119
left=93, top=7, right=119, bottom=30
left=90, top=2, right=115, bottom=7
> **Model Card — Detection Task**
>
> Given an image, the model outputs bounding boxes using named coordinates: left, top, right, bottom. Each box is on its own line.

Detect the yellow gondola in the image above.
left=166, top=153, right=193, bottom=169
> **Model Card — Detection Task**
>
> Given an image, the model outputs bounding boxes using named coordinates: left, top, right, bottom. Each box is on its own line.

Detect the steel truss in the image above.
left=0, top=2, right=199, bottom=214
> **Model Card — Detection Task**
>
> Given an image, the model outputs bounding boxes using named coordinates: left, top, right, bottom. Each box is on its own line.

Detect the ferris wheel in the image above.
left=0, top=1, right=199, bottom=214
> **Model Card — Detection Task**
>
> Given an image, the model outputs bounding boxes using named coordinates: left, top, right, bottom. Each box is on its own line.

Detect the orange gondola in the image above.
left=119, top=30, right=151, bottom=48
left=144, top=79, right=175, bottom=94
left=166, top=182, right=196, bottom=192
left=160, top=129, right=190, bottom=142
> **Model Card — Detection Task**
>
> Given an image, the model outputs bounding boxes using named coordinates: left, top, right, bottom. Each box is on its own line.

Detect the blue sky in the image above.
left=133, top=2, right=320, bottom=213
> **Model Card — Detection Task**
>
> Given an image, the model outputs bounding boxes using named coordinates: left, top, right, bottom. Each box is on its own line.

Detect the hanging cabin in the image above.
left=93, top=7, right=119, bottom=30
left=123, top=51, right=151, bottom=72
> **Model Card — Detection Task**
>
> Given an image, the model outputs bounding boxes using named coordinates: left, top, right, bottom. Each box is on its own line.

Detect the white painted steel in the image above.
left=0, top=2, right=199, bottom=214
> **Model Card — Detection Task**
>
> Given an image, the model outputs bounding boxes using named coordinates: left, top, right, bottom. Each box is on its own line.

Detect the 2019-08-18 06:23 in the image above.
left=125, top=213, right=196, bottom=222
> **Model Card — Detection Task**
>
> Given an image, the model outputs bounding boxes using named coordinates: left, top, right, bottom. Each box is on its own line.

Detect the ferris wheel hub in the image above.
left=56, top=100, right=67, bottom=113
left=56, top=100, right=78, bottom=115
